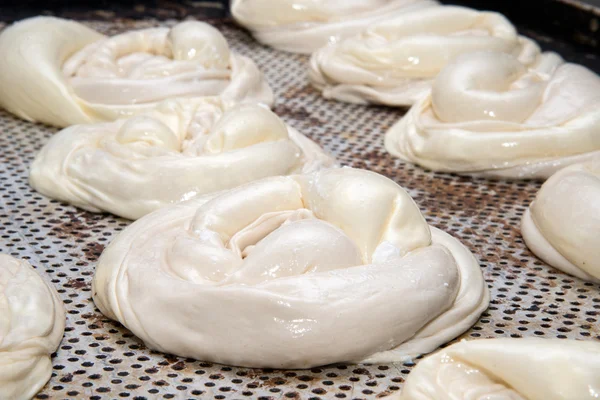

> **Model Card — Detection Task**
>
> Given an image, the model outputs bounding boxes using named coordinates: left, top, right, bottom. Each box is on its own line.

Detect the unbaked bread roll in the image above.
left=309, top=6, right=540, bottom=106
left=30, top=99, right=335, bottom=220
left=92, top=167, right=489, bottom=369
left=397, top=338, right=600, bottom=400
left=231, top=0, right=438, bottom=54
left=0, top=255, right=65, bottom=400
left=522, top=161, right=600, bottom=283
left=0, top=17, right=273, bottom=128
left=386, top=51, right=600, bottom=179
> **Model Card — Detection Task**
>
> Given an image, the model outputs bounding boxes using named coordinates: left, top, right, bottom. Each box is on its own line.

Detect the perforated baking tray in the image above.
left=1, top=16, right=599, bottom=400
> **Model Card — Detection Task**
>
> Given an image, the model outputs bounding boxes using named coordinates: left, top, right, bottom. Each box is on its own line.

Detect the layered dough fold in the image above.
left=231, top=0, right=438, bottom=54
left=386, top=51, right=600, bottom=178
left=309, top=6, right=540, bottom=106
left=0, top=255, right=65, bottom=400
left=30, top=100, right=334, bottom=220
left=397, top=338, right=600, bottom=400
left=522, top=161, right=600, bottom=283
left=0, top=17, right=273, bottom=127
left=92, top=168, right=489, bottom=368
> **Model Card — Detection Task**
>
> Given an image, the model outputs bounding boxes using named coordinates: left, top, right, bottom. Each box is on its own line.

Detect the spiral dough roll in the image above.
left=0, top=255, right=65, bottom=400
left=385, top=51, right=600, bottom=179
left=92, top=167, right=489, bottom=368
left=0, top=17, right=273, bottom=127
left=522, top=160, right=600, bottom=283
left=231, top=0, right=438, bottom=54
left=309, top=6, right=540, bottom=106
left=397, top=338, right=600, bottom=400
left=30, top=100, right=335, bottom=220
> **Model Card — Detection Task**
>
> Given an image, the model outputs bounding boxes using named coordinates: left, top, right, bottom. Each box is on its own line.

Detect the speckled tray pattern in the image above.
left=1, top=18, right=599, bottom=400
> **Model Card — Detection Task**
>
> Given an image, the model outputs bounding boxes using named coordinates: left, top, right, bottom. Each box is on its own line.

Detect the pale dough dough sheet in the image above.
left=385, top=51, right=600, bottom=179
left=522, top=160, right=600, bottom=283
left=0, top=255, right=65, bottom=400
left=231, top=0, right=438, bottom=54
left=0, top=17, right=273, bottom=127
left=92, top=168, right=489, bottom=369
left=396, top=338, right=600, bottom=400
left=309, top=6, right=540, bottom=106
left=30, top=100, right=335, bottom=220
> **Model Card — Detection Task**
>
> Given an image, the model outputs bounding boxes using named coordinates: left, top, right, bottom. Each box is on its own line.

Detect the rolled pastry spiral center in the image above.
left=173, top=210, right=364, bottom=285
left=169, top=193, right=364, bottom=285
left=113, top=103, right=290, bottom=156
left=166, top=170, right=432, bottom=285
left=431, top=52, right=544, bottom=123
left=63, top=21, right=232, bottom=105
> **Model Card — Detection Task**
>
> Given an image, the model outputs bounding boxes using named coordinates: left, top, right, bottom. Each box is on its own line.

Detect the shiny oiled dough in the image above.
left=92, top=168, right=489, bottom=368
left=309, top=6, right=540, bottom=106
left=0, top=255, right=65, bottom=400
left=231, top=0, right=438, bottom=54
left=30, top=100, right=335, bottom=220
left=396, top=338, right=600, bottom=400
left=386, top=51, right=600, bottom=179
left=522, top=160, right=600, bottom=283
left=0, top=17, right=273, bottom=127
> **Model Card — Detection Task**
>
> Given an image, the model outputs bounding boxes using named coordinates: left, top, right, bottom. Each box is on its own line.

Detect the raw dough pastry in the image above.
left=397, top=338, right=600, bottom=400
left=231, top=0, right=438, bottom=54
left=92, top=167, right=489, bottom=369
left=386, top=51, right=600, bottom=179
left=30, top=99, right=335, bottom=220
left=522, top=161, right=600, bottom=283
left=0, top=17, right=273, bottom=128
left=309, top=6, right=540, bottom=106
left=0, top=255, right=65, bottom=400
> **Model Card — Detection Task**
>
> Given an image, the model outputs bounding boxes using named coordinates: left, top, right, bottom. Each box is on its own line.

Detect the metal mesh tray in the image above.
left=0, top=18, right=599, bottom=400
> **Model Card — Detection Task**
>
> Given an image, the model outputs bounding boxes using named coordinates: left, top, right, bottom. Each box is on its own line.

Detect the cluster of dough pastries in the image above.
left=309, top=6, right=540, bottom=106
left=386, top=51, right=600, bottom=179
left=30, top=100, right=334, bottom=220
left=231, top=0, right=438, bottom=54
left=0, top=255, right=65, bottom=400
left=231, top=0, right=600, bottom=181
left=397, top=338, right=600, bottom=400
left=522, top=161, right=600, bottom=283
left=2, top=3, right=597, bottom=397
left=0, top=17, right=273, bottom=127
left=93, top=168, right=489, bottom=368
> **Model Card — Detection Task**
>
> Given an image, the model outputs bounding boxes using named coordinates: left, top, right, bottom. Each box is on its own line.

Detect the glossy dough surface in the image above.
left=0, top=255, right=65, bottom=400
left=0, top=17, right=273, bottom=127
left=397, top=338, right=600, bottom=400
left=92, top=168, right=488, bottom=368
left=231, top=0, right=438, bottom=54
left=386, top=51, right=600, bottom=178
left=30, top=100, right=335, bottom=220
left=522, top=161, right=600, bottom=283
left=309, top=6, right=540, bottom=106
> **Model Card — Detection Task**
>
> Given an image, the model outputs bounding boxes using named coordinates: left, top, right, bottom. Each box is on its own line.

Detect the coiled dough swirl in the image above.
left=30, top=100, right=335, bottom=220
left=92, top=168, right=489, bottom=368
left=386, top=51, right=600, bottom=179
left=0, top=17, right=273, bottom=127
left=0, top=255, right=65, bottom=400
left=231, top=0, right=438, bottom=54
left=397, top=338, right=600, bottom=400
left=522, top=160, right=600, bottom=283
left=309, top=6, right=540, bottom=106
